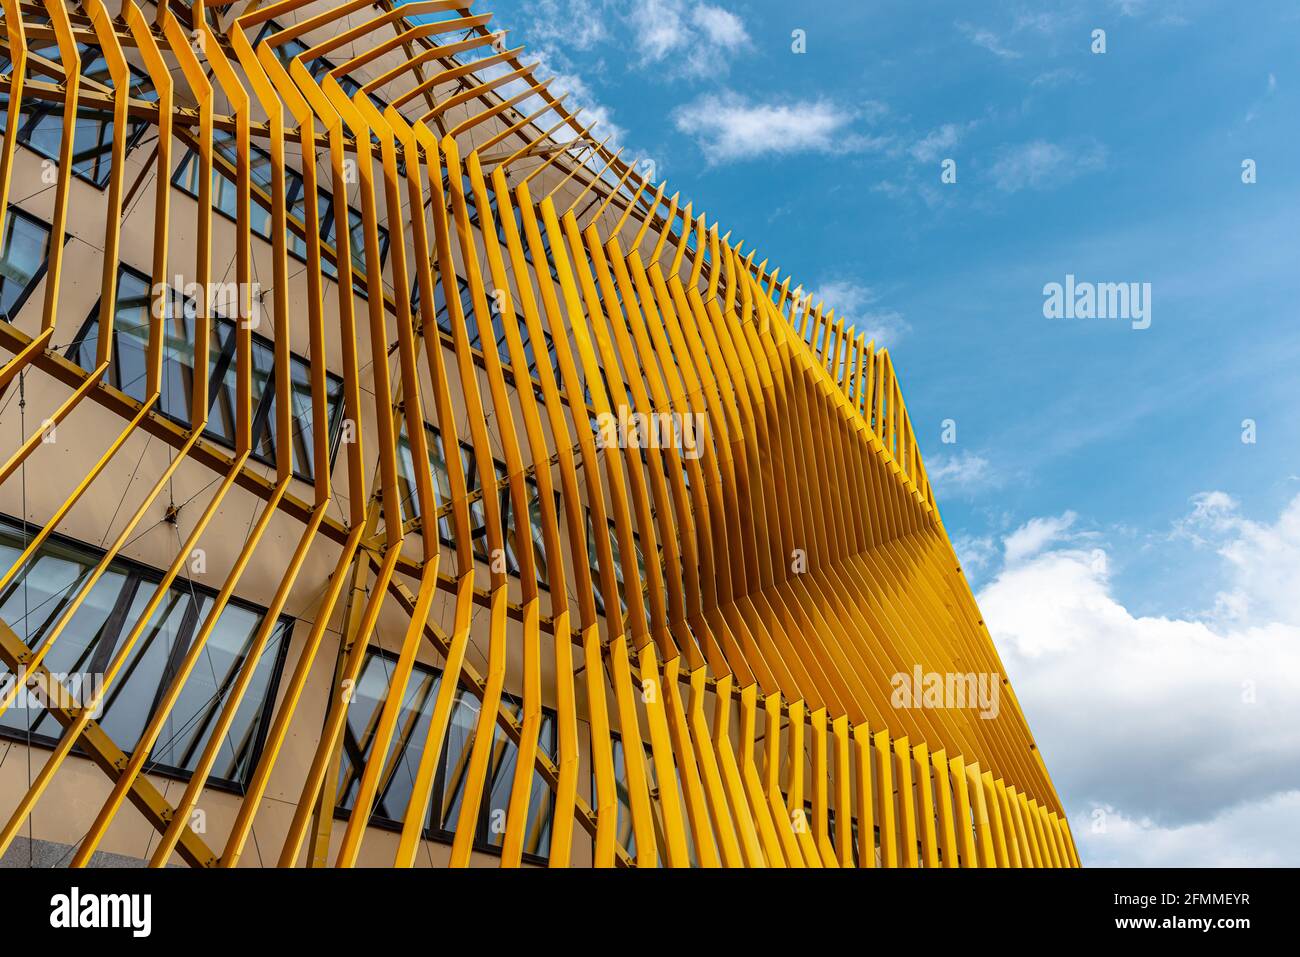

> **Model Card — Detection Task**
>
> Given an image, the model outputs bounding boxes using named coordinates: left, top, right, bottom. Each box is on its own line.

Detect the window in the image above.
left=66, top=264, right=346, bottom=483
left=319, top=201, right=390, bottom=286
left=0, top=515, right=292, bottom=789
left=446, top=171, right=496, bottom=230
left=497, top=202, right=559, bottom=282
left=336, top=648, right=558, bottom=864
left=480, top=297, right=556, bottom=382
left=172, top=130, right=283, bottom=242
left=394, top=420, right=551, bottom=588
left=585, top=507, right=646, bottom=617
left=0, top=42, right=158, bottom=188
left=411, top=269, right=559, bottom=385
left=254, top=20, right=366, bottom=99
left=411, top=272, right=475, bottom=344
left=599, top=733, right=644, bottom=858
left=172, top=134, right=389, bottom=298
left=0, top=206, right=52, bottom=321
left=593, top=731, right=694, bottom=864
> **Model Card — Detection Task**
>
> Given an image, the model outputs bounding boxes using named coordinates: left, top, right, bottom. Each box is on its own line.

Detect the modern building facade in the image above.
left=0, top=0, right=1076, bottom=867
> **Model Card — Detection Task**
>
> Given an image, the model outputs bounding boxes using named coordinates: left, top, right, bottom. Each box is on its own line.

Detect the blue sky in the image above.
left=468, top=0, right=1300, bottom=865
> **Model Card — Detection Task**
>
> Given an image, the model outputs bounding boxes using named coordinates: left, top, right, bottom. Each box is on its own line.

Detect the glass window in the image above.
left=335, top=650, right=441, bottom=822
left=172, top=139, right=386, bottom=299
left=586, top=508, right=645, bottom=617
left=479, top=295, right=555, bottom=382
left=445, top=172, right=497, bottom=230
left=498, top=203, right=558, bottom=282
left=411, top=273, right=477, bottom=347
left=336, top=649, right=557, bottom=863
left=254, top=20, right=366, bottom=99
left=0, top=43, right=159, bottom=188
left=598, top=734, right=643, bottom=858
left=171, top=131, right=295, bottom=244
left=0, top=206, right=53, bottom=321
left=592, top=731, right=695, bottom=865
left=319, top=201, right=390, bottom=288
left=395, top=419, right=551, bottom=589
left=0, top=515, right=291, bottom=789
left=66, top=264, right=346, bottom=483
left=395, top=420, right=452, bottom=539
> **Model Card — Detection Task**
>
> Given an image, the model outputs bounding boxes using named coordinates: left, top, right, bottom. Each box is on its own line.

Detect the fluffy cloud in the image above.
left=515, top=0, right=612, bottom=51
left=909, top=123, right=965, bottom=163
left=988, top=139, right=1107, bottom=192
left=1187, top=491, right=1300, bottom=627
left=628, top=0, right=750, bottom=78
left=976, top=493, right=1300, bottom=864
left=803, top=279, right=910, bottom=347
left=928, top=451, right=997, bottom=496
left=955, top=21, right=1022, bottom=59
left=508, top=1, right=751, bottom=84
left=1031, top=67, right=1084, bottom=88
left=1073, top=793, right=1300, bottom=867
left=522, top=48, right=627, bottom=148
left=1003, top=510, right=1078, bottom=564
left=952, top=533, right=997, bottom=574
left=673, top=92, right=864, bottom=164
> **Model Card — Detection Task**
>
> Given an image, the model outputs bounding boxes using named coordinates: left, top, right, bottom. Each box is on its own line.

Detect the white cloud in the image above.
left=1245, top=71, right=1279, bottom=123
left=871, top=179, right=908, bottom=200
left=1031, top=67, right=1084, bottom=88
left=1073, top=793, right=1300, bottom=866
left=1003, top=510, right=1078, bottom=564
left=1109, top=0, right=1192, bottom=25
left=523, top=48, right=627, bottom=148
left=673, top=92, right=863, bottom=164
left=928, top=451, right=997, bottom=496
left=1170, top=490, right=1237, bottom=546
left=976, top=492, right=1300, bottom=864
left=516, top=0, right=612, bottom=51
left=803, top=278, right=910, bottom=347
left=1178, top=491, right=1300, bottom=628
left=956, top=21, right=1022, bottom=59
left=509, top=1, right=750, bottom=81
left=1013, top=11, right=1075, bottom=34
left=988, top=139, right=1107, bottom=192
left=909, top=123, right=963, bottom=163
left=690, top=4, right=747, bottom=49
left=860, top=99, right=891, bottom=124
left=1111, top=0, right=1149, bottom=15
left=628, top=0, right=751, bottom=78
left=953, top=533, right=997, bottom=574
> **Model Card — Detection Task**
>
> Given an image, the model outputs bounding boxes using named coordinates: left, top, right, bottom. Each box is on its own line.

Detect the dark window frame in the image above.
left=170, top=134, right=390, bottom=301
left=0, top=41, right=159, bottom=190
left=0, top=205, right=69, bottom=323
left=396, top=418, right=556, bottom=592
left=334, top=645, right=559, bottom=866
left=65, top=262, right=347, bottom=484
left=0, top=512, right=294, bottom=793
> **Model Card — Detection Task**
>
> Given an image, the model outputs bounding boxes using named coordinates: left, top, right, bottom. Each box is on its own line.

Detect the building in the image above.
left=0, top=0, right=1076, bottom=868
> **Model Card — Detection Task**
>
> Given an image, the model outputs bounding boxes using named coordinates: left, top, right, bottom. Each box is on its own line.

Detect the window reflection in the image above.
left=0, top=206, right=53, bottom=321
left=336, top=650, right=557, bottom=863
left=67, top=264, right=346, bottom=483
left=0, top=516, right=291, bottom=788
left=0, top=42, right=158, bottom=188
